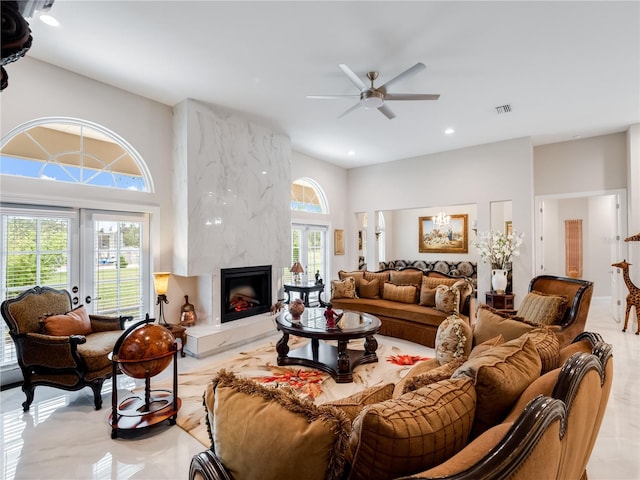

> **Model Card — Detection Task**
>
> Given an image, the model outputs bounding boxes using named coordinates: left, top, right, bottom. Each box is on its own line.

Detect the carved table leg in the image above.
left=364, top=335, right=378, bottom=355
left=276, top=332, right=290, bottom=358
left=337, top=340, right=350, bottom=374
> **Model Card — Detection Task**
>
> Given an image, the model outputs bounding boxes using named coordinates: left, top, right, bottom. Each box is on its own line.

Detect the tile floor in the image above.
left=1, top=297, right=638, bottom=479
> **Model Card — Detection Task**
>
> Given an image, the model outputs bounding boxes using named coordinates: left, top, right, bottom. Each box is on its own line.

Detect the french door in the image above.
left=1, top=204, right=149, bottom=376
left=290, top=224, right=327, bottom=285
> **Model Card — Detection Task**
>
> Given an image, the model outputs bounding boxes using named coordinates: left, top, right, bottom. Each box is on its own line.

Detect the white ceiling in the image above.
left=22, top=1, right=640, bottom=169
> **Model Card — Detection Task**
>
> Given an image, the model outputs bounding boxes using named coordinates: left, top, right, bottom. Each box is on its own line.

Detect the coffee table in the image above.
left=275, top=307, right=381, bottom=383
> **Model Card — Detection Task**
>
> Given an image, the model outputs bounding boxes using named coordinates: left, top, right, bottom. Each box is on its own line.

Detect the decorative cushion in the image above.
left=347, top=377, right=477, bottom=480
left=473, top=305, right=536, bottom=346
left=435, top=314, right=473, bottom=365
left=452, top=336, right=542, bottom=438
left=338, top=270, right=365, bottom=284
left=522, top=326, right=560, bottom=373
left=422, top=276, right=458, bottom=290
left=435, top=284, right=459, bottom=314
left=208, top=370, right=350, bottom=480
left=382, top=282, right=418, bottom=304
left=323, top=383, right=394, bottom=422
left=392, top=358, right=440, bottom=399
left=468, top=334, right=505, bottom=360
left=400, top=357, right=467, bottom=394
left=390, top=269, right=424, bottom=287
left=419, top=277, right=437, bottom=306
left=364, top=271, right=391, bottom=296
left=517, top=291, right=568, bottom=325
left=41, top=305, right=92, bottom=336
left=358, top=278, right=379, bottom=299
left=331, top=277, right=357, bottom=299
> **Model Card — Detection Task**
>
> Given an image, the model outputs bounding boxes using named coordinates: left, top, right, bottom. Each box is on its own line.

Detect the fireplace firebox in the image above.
left=220, top=265, right=272, bottom=323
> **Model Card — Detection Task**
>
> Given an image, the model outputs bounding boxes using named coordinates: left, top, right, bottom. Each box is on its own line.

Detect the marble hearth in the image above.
left=184, top=312, right=277, bottom=358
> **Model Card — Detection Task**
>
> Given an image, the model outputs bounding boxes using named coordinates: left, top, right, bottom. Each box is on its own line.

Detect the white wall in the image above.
left=347, top=137, right=534, bottom=304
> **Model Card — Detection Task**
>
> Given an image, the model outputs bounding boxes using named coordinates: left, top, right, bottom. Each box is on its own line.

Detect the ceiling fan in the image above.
left=307, top=63, right=440, bottom=120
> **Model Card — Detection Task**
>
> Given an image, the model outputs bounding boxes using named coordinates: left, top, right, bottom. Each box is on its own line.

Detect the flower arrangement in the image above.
left=475, top=230, right=524, bottom=270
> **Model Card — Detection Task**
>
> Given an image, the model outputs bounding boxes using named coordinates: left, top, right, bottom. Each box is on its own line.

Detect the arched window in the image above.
left=291, top=177, right=328, bottom=214
left=0, top=117, right=153, bottom=192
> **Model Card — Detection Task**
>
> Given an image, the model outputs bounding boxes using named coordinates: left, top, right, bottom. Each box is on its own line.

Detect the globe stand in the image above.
left=108, top=316, right=182, bottom=439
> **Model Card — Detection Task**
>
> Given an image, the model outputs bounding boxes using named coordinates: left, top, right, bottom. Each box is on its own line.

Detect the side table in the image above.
left=485, top=291, right=516, bottom=312
left=164, top=324, right=187, bottom=357
left=283, top=283, right=326, bottom=307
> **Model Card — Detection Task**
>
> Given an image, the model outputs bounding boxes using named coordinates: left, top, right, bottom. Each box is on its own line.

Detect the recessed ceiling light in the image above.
left=445, top=128, right=455, bottom=135
left=347, top=150, right=356, bottom=156
left=261, top=171, right=267, bottom=175
left=39, top=14, right=60, bottom=27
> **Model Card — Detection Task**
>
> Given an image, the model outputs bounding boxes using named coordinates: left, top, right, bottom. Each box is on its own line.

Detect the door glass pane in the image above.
left=307, top=229, right=324, bottom=281
left=92, top=217, right=146, bottom=321
left=1, top=211, right=73, bottom=366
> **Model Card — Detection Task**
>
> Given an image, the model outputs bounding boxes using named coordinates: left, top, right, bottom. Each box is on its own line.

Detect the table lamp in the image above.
left=153, top=272, right=171, bottom=325
left=290, top=262, right=304, bottom=284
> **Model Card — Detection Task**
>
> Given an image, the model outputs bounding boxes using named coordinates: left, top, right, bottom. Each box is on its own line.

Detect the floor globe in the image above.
left=117, top=323, right=175, bottom=378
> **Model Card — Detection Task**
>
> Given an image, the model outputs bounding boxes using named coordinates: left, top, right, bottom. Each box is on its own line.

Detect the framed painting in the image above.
left=334, top=229, right=345, bottom=255
left=418, top=214, right=468, bottom=253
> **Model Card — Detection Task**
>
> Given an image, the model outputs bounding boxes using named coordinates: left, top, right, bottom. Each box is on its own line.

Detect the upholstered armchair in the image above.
left=1, top=286, right=128, bottom=411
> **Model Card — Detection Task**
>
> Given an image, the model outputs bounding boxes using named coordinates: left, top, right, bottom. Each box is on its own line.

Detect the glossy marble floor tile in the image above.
left=1, top=297, right=638, bottom=479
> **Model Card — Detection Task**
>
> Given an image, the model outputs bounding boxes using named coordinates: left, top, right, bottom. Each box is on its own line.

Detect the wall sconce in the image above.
left=153, top=272, right=171, bottom=326
left=471, top=220, right=478, bottom=235
left=290, top=262, right=304, bottom=284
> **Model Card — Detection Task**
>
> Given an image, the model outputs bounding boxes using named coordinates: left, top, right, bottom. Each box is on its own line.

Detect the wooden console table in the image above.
left=284, top=283, right=326, bottom=307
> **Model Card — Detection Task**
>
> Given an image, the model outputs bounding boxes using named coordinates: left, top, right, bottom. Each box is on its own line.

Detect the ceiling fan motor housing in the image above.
left=361, top=90, right=384, bottom=108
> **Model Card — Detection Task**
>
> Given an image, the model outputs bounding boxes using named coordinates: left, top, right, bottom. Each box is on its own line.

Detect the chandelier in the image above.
left=432, top=212, right=450, bottom=228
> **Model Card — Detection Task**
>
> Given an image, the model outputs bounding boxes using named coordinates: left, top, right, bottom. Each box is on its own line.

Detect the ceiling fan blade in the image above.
left=379, top=62, right=426, bottom=92
left=306, top=94, right=360, bottom=100
left=338, top=64, right=367, bottom=91
left=384, top=93, right=440, bottom=101
left=377, top=103, right=396, bottom=120
left=338, top=101, right=363, bottom=119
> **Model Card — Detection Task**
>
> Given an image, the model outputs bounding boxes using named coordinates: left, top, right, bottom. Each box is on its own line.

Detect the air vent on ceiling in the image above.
left=495, top=104, right=512, bottom=114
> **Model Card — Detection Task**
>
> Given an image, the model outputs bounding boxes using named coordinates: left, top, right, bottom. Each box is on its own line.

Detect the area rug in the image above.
left=159, top=335, right=434, bottom=447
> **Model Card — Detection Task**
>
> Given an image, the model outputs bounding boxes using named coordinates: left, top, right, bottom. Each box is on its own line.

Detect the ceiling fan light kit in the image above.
left=308, top=62, right=440, bottom=120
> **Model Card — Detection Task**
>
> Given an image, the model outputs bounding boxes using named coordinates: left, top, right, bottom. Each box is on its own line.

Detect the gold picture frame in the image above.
left=334, top=229, right=345, bottom=255
left=418, top=214, right=468, bottom=253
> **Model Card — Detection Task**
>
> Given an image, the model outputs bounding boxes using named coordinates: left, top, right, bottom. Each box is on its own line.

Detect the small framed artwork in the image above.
left=334, top=229, right=345, bottom=255
left=418, top=214, right=468, bottom=254
left=505, top=221, right=513, bottom=236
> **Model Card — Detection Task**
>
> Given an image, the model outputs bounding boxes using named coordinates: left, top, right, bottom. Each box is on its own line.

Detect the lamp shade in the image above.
left=153, top=272, right=171, bottom=295
left=290, top=262, right=304, bottom=274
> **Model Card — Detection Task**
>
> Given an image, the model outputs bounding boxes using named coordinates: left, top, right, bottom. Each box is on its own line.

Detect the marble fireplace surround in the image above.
left=172, top=99, right=292, bottom=357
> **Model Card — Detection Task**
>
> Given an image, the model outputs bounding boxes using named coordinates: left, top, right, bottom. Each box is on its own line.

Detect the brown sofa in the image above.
left=189, top=331, right=612, bottom=480
left=329, top=268, right=473, bottom=348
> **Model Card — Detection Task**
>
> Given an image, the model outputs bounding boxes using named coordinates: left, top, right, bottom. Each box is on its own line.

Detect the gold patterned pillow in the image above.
left=473, top=305, right=535, bottom=346
left=435, top=284, right=459, bottom=314
left=435, top=314, right=473, bottom=365
left=390, top=269, right=424, bottom=287
left=419, top=277, right=437, bottom=306
left=517, top=291, right=568, bottom=325
left=364, top=271, right=391, bottom=296
left=422, top=276, right=458, bottom=289
left=331, top=277, right=357, bottom=299
left=323, top=383, right=394, bottom=422
left=382, top=282, right=418, bottom=304
left=401, top=357, right=467, bottom=394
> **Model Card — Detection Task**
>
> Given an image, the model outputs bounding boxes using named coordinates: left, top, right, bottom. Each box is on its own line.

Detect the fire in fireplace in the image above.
left=220, top=265, right=272, bottom=323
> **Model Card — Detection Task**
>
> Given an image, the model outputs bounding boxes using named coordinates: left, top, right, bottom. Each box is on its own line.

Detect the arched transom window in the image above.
left=290, top=178, right=328, bottom=214
left=0, top=117, right=153, bottom=192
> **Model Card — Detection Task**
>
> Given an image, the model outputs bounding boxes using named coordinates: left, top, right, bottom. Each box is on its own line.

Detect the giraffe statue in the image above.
left=625, top=232, right=640, bottom=242
left=611, top=259, right=640, bottom=334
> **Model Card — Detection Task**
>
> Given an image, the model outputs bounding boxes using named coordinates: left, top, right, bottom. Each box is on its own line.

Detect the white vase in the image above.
left=491, top=269, right=508, bottom=293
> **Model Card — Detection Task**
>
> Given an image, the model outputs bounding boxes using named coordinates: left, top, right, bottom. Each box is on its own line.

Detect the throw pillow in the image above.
left=473, top=305, right=536, bottom=346
left=517, top=291, right=568, bottom=325
left=468, top=334, right=505, bottom=360
left=382, top=282, right=418, bottom=304
left=347, top=377, right=477, bottom=480
left=435, top=284, right=459, bottom=314
left=323, top=383, right=394, bottom=422
left=435, top=314, right=473, bottom=365
left=331, top=277, right=357, bottom=299
left=522, top=326, right=560, bottom=373
left=422, top=276, right=458, bottom=289
left=41, top=305, right=92, bottom=336
left=390, top=269, right=424, bottom=287
left=358, top=278, right=379, bottom=299
left=208, top=370, right=350, bottom=480
left=452, top=336, right=542, bottom=438
left=338, top=269, right=365, bottom=284
left=364, top=270, right=391, bottom=297
left=392, top=358, right=440, bottom=398
left=419, top=277, right=437, bottom=307
left=401, top=357, right=467, bottom=394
